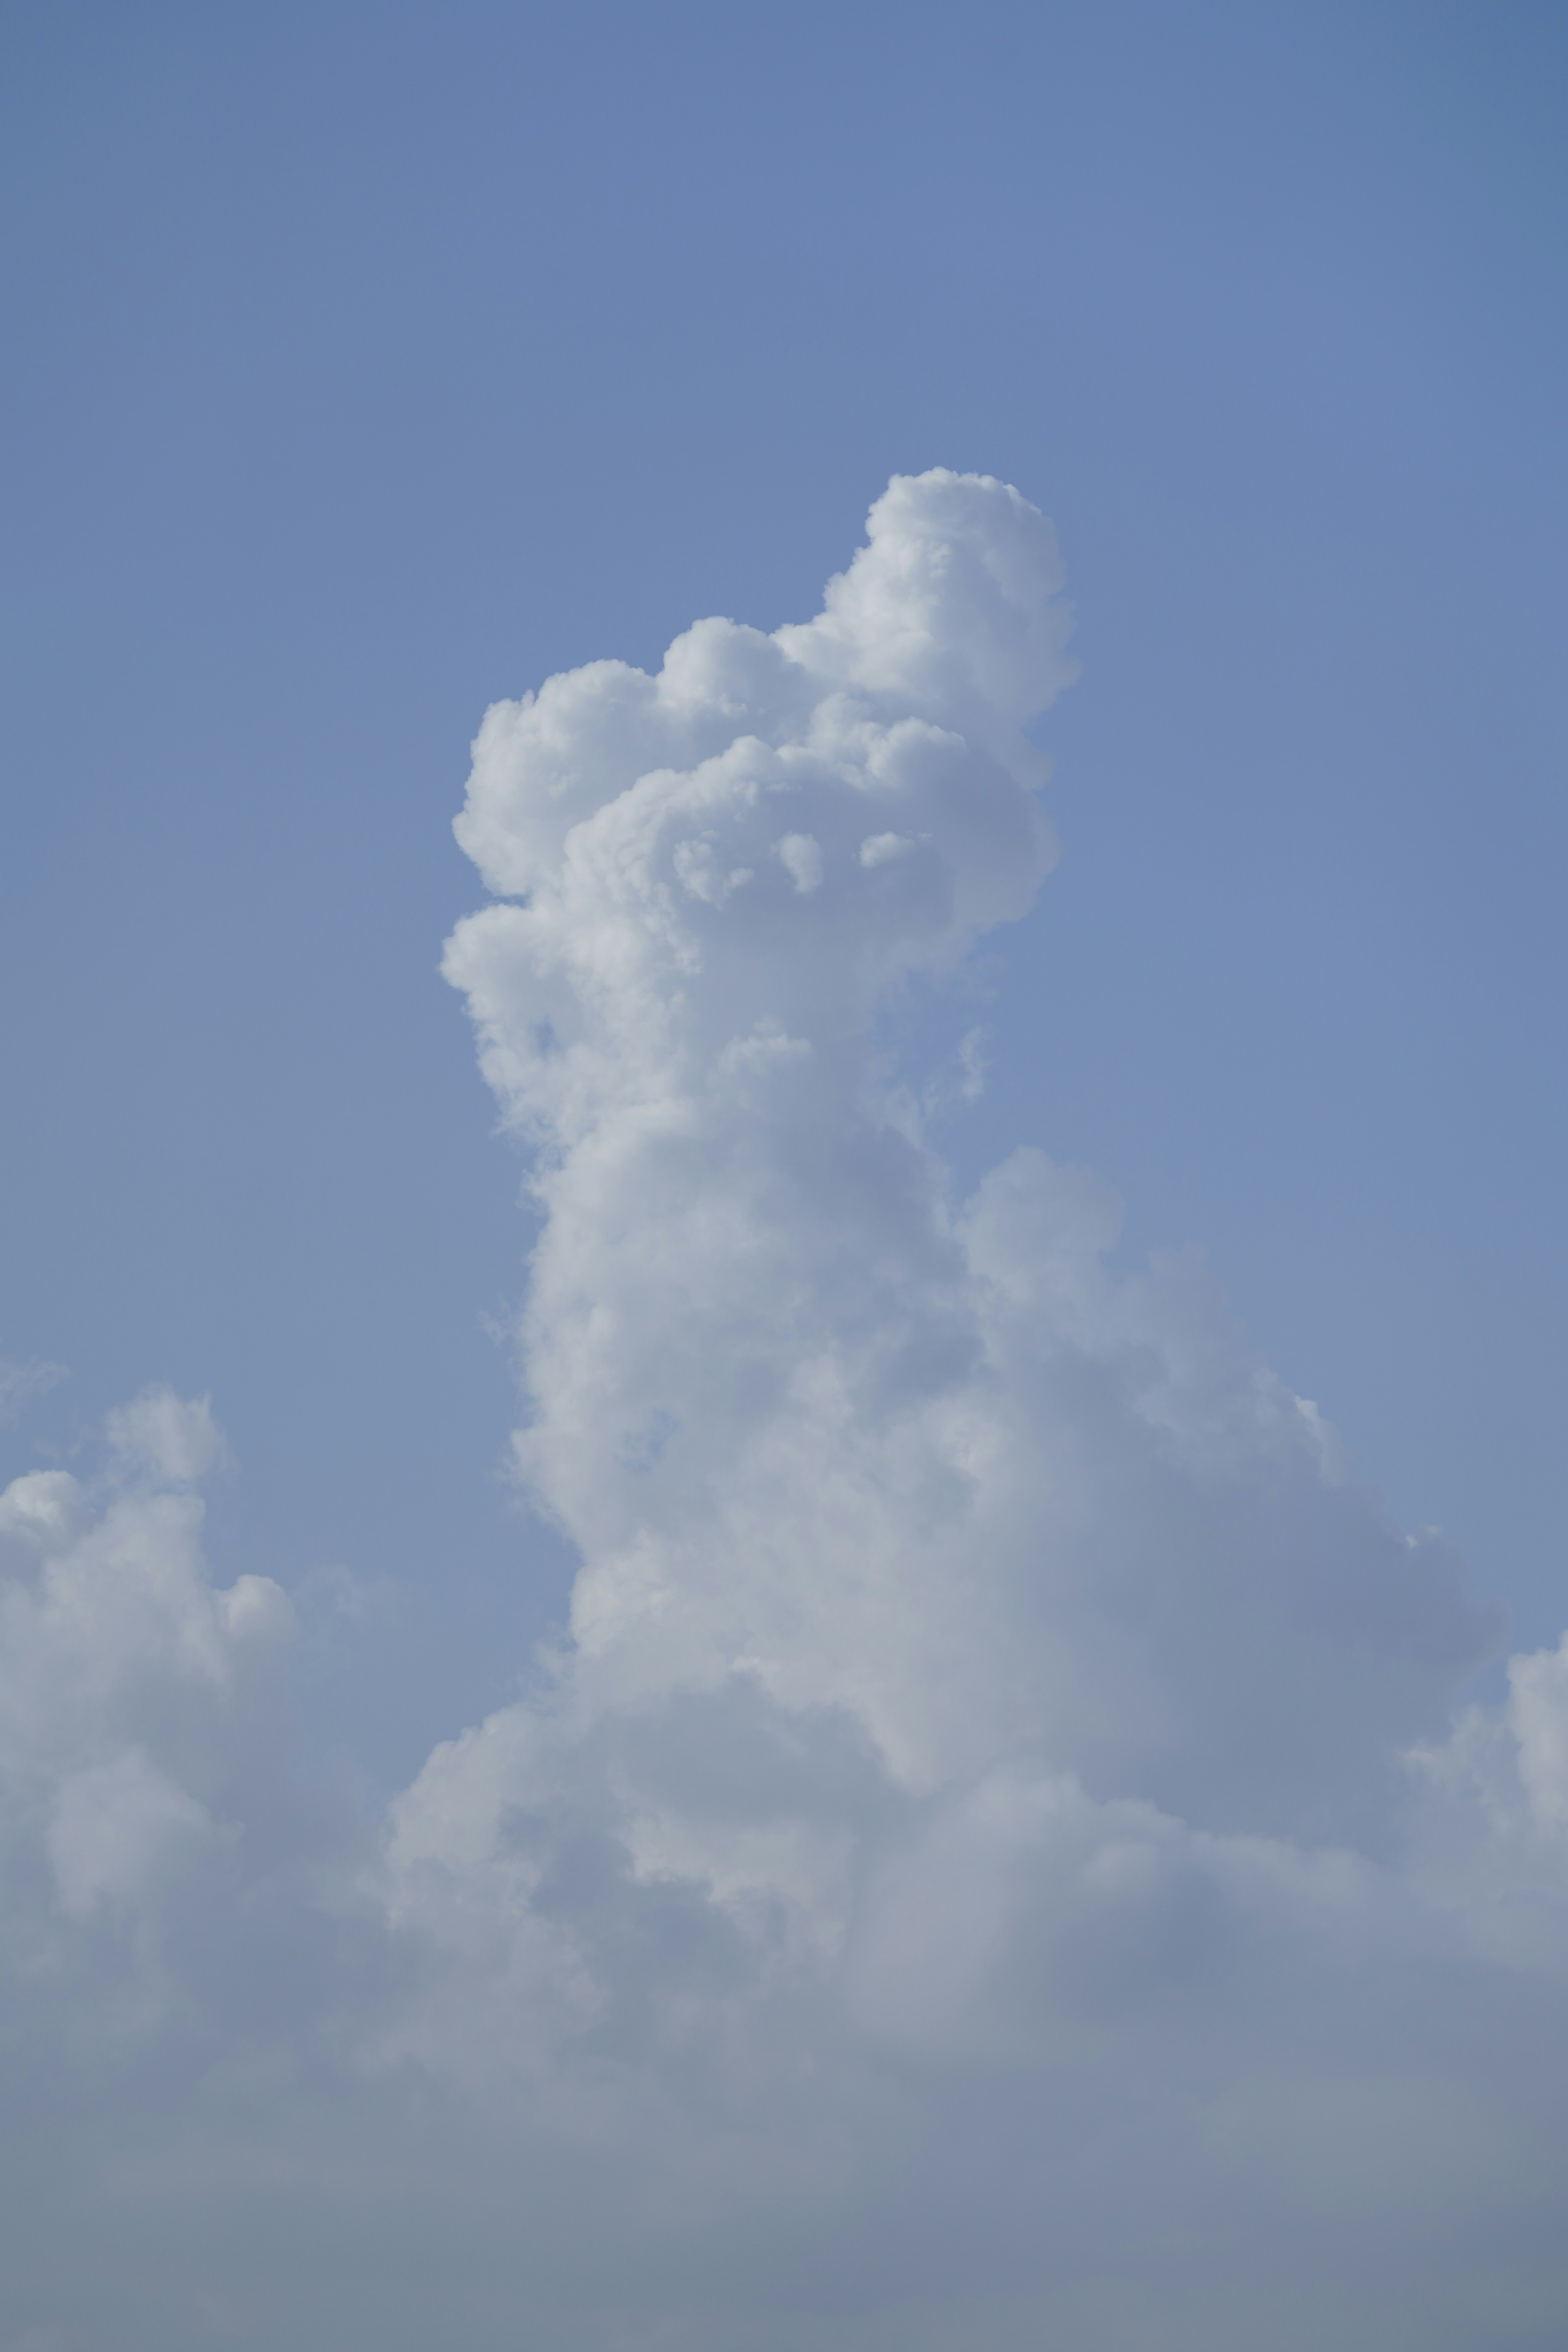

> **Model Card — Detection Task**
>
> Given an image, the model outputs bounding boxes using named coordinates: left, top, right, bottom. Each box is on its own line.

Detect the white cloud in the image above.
left=0, top=472, right=1566, bottom=2347
left=105, top=1386, right=229, bottom=1484
left=858, top=829, right=918, bottom=866
left=774, top=830, right=824, bottom=893
left=1508, top=1633, right=1568, bottom=1830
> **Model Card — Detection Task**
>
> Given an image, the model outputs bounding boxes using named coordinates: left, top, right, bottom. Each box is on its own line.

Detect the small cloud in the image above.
left=0, top=1357, right=68, bottom=1426
left=859, top=831, right=916, bottom=869
left=774, top=832, right=823, bottom=893
left=919, top=1027, right=990, bottom=1124
left=288, top=1559, right=407, bottom=1681
left=105, top=1388, right=230, bottom=1485
left=292, top=1558, right=405, bottom=1637
left=0, top=1469, right=91, bottom=1563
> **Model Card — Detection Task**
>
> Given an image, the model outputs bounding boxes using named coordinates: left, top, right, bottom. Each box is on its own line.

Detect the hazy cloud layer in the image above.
left=3, top=474, right=1566, bottom=2349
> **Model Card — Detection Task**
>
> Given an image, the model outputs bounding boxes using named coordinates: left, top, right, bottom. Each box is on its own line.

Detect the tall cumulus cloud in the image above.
left=4, top=472, right=1568, bottom=2350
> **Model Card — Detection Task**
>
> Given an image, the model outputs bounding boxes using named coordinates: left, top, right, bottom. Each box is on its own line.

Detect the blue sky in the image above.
left=2, top=12, right=1568, bottom=2343
left=5, top=5, right=1565, bottom=1777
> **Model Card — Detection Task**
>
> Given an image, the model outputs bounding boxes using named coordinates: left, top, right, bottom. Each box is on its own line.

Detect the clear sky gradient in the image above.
left=3, top=0, right=1564, bottom=1787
